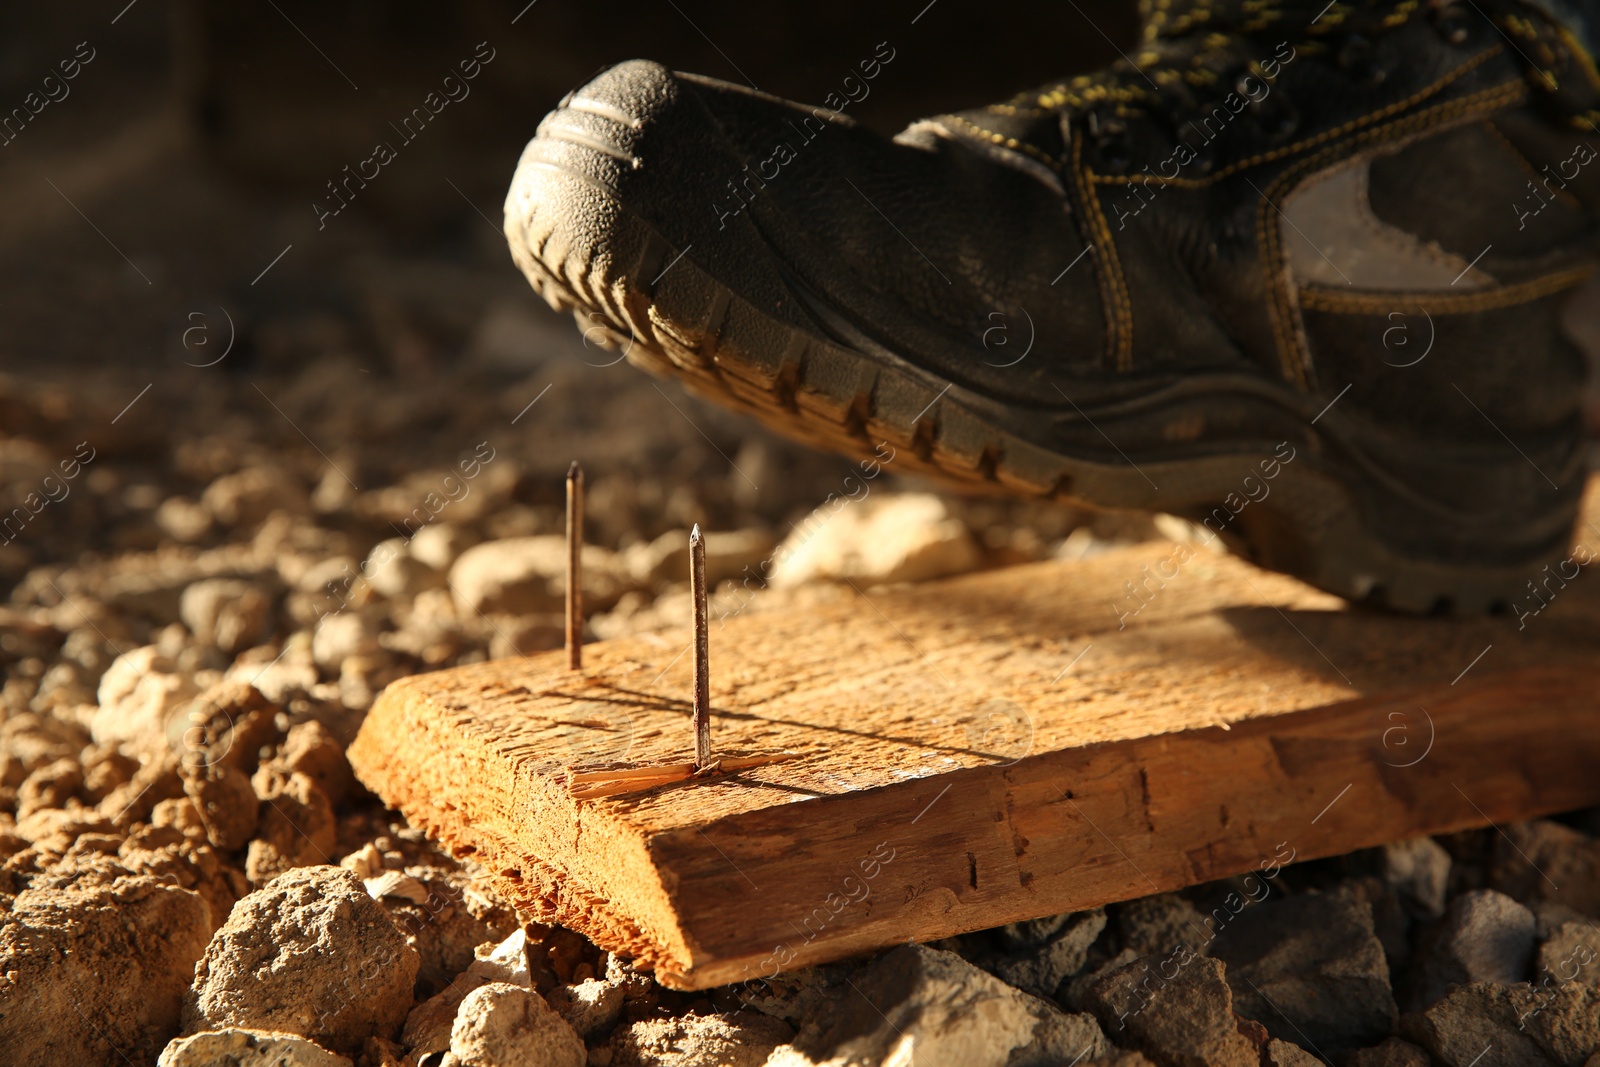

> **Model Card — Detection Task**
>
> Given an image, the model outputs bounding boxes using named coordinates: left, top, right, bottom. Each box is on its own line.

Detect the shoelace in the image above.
left=1003, top=0, right=1600, bottom=173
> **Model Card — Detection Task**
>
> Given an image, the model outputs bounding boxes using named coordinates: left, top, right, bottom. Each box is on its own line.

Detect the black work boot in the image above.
left=503, top=0, right=1600, bottom=613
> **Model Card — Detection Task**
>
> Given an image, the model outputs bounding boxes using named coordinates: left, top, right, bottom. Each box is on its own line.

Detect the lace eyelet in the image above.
left=1098, top=141, right=1132, bottom=173
left=1433, top=2, right=1473, bottom=45
left=1337, top=34, right=1390, bottom=85
left=1245, top=89, right=1299, bottom=141
left=1087, top=112, right=1132, bottom=173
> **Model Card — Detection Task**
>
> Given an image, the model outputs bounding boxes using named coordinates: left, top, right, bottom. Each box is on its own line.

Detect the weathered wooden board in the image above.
left=349, top=482, right=1600, bottom=989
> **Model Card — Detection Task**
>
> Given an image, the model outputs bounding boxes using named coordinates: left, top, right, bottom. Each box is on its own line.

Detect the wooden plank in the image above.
left=348, top=482, right=1600, bottom=990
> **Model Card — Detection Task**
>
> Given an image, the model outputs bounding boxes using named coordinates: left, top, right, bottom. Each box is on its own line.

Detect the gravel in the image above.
left=1, top=875, right=213, bottom=1064
left=773, top=943, right=1106, bottom=1067
left=1411, top=888, right=1537, bottom=1008
left=445, top=982, right=586, bottom=1067
left=1403, top=979, right=1600, bottom=1066
left=1083, top=953, right=1257, bottom=1067
left=1208, top=884, right=1398, bottom=1053
left=159, top=1028, right=355, bottom=1067
left=183, top=865, right=419, bottom=1053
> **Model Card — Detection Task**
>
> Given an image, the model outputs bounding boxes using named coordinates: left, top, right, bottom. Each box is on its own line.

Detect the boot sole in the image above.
left=505, top=137, right=1581, bottom=617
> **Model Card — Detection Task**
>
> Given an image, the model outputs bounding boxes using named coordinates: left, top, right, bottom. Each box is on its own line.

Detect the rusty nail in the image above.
left=566, top=461, right=583, bottom=670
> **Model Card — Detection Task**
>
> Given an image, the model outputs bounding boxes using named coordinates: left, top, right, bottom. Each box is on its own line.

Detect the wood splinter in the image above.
left=567, top=753, right=801, bottom=800
left=566, top=461, right=583, bottom=671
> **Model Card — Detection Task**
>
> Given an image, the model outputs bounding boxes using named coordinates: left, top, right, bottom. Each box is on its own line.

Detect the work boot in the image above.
left=503, top=0, right=1600, bottom=613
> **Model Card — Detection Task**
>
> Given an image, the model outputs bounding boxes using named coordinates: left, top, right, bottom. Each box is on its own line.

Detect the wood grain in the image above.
left=348, top=482, right=1600, bottom=989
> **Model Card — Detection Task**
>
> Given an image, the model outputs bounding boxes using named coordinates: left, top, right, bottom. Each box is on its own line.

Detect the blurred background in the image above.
left=0, top=0, right=1595, bottom=659
left=0, top=0, right=1146, bottom=575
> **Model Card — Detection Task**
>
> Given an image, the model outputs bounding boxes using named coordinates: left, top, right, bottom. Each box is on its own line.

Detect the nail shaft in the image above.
left=690, top=523, right=712, bottom=769
left=566, top=461, right=583, bottom=670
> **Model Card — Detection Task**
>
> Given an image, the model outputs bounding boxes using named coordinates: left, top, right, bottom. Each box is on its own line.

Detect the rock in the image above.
left=1413, top=889, right=1535, bottom=1008
left=174, top=677, right=280, bottom=774
left=202, top=466, right=308, bottom=527
left=338, top=653, right=398, bottom=712
left=1116, top=892, right=1211, bottom=957
left=184, top=865, right=419, bottom=1054
left=383, top=587, right=465, bottom=664
left=625, top=527, right=777, bottom=586
left=311, top=613, right=381, bottom=671
left=159, top=1028, right=353, bottom=1066
left=402, top=929, right=534, bottom=1060
left=526, top=922, right=604, bottom=989
left=16, top=755, right=82, bottom=818
left=547, top=977, right=625, bottom=1039
left=449, top=536, right=631, bottom=617
left=1345, top=875, right=1414, bottom=976
left=275, top=720, right=353, bottom=805
left=987, top=908, right=1108, bottom=998
left=245, top=768, right=336, bottom=884
left=604, top=951, right=662, bottom=1006
left=180, top=578, right=274, bottom=654
left=701, top=527, right=779, bottom=585
left=363, top=537, right=443, bottom=599
left=1084, top=953, right=1258, bottom=1067
left=1530, top=899, right=1591, bottom=939
left=94, top=752, right=186, bottom=832
left=295, top=555, right=361, bottom=601
left=90, top=645, right=201, bottom=753
left=486, top=614, right=565, bottom=658
left=446, top=982, right=584, bottom=1067
left=472, top=928, right=534, bottom=987
left=1, top=713, right=83, bottom=791
left=183, top=762, right=259, bottom=851
left=150, top=795, right=208, bottom=839
left=778, top=944, right=1107, bottom=1067
left=157, top=495, right=215, bottom=543
left=408, top=523, right=479, bottom=572
left=1538, top=920, right=1600, bottom=989
left=12, top=812, right=114, bottom=860
left=0, top=876, right=213, bottom=1064
left=768, top=493, right=980, bottom=587
left=32, top=659, right=95, bottom=713
left=1490, top=820, right=1600, bottom=917
left=1062, top=947, right=1141, bottom=1013
left=613, top=1011, right=792, bottom=1067
left=1348, top=1037, right=1432, bottom=1067
left=1264, top=1039, right=1323, bottom=1067
left=233, top=644, right=319, bottom=706
left=365, top=869, right=430, bottom=904
left=1209, top=885, right=1397, bottom=1053
left=374, top=867, right=519, bottom=996
left=1403, top=980, right=1600, bottom=1066
left=81, top=742, right=139, bottom=801
left=339, top=841, right=385, bottom=878
left=1381, top=836, right=1452, bottom=919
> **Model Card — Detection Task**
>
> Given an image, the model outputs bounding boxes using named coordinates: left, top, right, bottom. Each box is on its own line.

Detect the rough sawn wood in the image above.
left=348, top=485, right=1600, bottom=990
